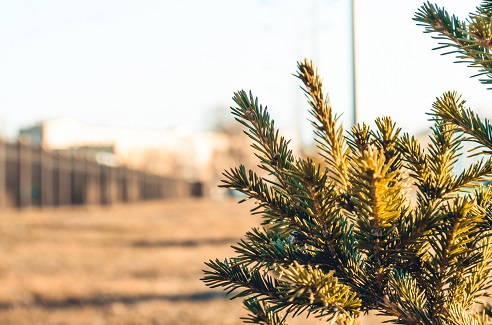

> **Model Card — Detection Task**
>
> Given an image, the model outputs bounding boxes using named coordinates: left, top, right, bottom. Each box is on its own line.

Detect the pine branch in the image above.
left=446, top=305, right=491, bottom=325
left=430, top=91, right=492, bottom=153
left=283, top=158, right=335, bottom=227
left=283, top=158, right=351, bottom=247
left=399, top=133, right=433, bottom=201
left=347, top=123, right=372, bottom=157
left=400, top=115, right=492, bottom=206
left=447, top=237, right=492, bottom=312
left=202, top=259, right=361, bottom=323
left=427, top=122, right=462, bottom=189
left=231, top=227, right=316, bottom=270
left=231, top=90, right=297, bottom=196
left=452, top=157, right=492, bottom=191
left=349, top=146, right=407, bottom=250
left=476, top=1, right=492, bottom=17
left=415, top=2, right=492, bottom=87
left=346, top=145, right=410, bottom=303
left=275, top=262, right=361, bottom=322
left=277, top=158, right=365, bottom=287
left=401, top=121, right=462, bottom=200
left=202, top=258, right=290, bottom=322
left=425, top=197, right=486, bottom=320
left=221, top=165, right=297, bottom=231
left=475, top=185, right=492, bottom=232
left=383, top=270, right=431, bottom=324
left=242, top=299, right=288, bottom=325
left=391, top=202, right=443, bottom=295
left=373, top=117, right=403, bottom=172
left=295, top=59, right=350, bottom=191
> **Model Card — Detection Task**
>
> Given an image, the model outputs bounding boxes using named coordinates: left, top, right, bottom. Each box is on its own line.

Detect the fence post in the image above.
left=56, top=152, right=72, bottom=206
left=0, top=139, right=6, bottom=208
left=40, top=149, right=54, bottom=207
left=30, top=146, right=42, bottom=207
left=127, top=169, right=138, bottom=202
left=110, top=167, right=118, bottom=204
left=101, top=165, right=117, bottom=205
left=116, top=168, right=124, bottom=202
left=85, top=158, right=100, bottom=205
left=18, top=140, right=32, bottom=208
left=137, top=171, right=145, bottom=201
left=70, top=153, right=87, bottom=205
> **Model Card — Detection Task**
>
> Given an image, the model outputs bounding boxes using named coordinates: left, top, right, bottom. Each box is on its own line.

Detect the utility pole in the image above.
left=350, top=0, right=358, bottom=125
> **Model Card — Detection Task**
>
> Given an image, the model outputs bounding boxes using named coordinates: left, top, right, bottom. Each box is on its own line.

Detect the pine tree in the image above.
left=202, top=2, right=492, bottom=324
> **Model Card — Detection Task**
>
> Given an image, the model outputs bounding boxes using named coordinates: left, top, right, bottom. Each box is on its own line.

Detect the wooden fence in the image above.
left=0, top=140, right=192, bottom=209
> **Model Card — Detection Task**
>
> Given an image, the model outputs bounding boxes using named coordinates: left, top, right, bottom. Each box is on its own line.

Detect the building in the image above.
left=19, top=118, right=258, bottom=197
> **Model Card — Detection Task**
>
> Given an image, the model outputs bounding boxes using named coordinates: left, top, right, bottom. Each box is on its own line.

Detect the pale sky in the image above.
left=1, top=0, right=491, bottom=143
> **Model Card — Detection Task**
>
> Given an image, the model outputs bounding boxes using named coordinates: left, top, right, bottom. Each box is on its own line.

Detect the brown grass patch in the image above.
left=0, top=198, right=383, bottom=324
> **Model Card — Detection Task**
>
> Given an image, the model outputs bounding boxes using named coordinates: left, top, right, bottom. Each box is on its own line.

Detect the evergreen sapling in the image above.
left=202, top=1, right=492, bottom=324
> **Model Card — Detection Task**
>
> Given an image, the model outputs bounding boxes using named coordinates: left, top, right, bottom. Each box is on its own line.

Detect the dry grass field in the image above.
left=0, top=198, right=382, bottom=324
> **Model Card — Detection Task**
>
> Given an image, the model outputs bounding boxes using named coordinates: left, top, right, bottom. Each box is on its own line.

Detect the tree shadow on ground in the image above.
left=131, top=237, right=238, bottom=248
left=0, top=291, right=228, bottom=310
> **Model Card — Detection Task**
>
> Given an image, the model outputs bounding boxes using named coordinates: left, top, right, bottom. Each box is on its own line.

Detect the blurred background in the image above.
left=0, top=0, right=491, bottom=324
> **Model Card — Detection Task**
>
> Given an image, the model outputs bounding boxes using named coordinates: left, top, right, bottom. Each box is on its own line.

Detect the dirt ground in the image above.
left=0, top=198, right=382, bottom=324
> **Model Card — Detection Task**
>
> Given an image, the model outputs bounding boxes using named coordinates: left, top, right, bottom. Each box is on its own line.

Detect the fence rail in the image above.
left=0, top=140, right=191, bottom=209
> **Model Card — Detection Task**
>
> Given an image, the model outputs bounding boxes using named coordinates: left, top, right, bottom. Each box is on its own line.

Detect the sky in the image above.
left=1, top=0, right=491, bottom=144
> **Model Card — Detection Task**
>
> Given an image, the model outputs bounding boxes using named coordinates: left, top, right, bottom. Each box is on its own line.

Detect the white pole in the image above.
left=350, top=0, right=357, bottom=126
